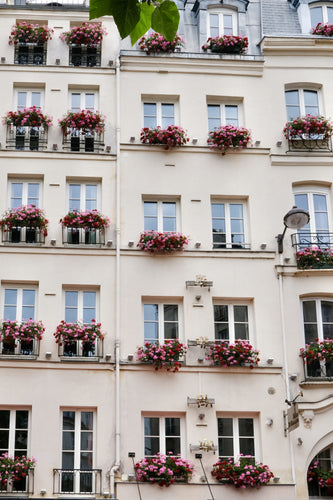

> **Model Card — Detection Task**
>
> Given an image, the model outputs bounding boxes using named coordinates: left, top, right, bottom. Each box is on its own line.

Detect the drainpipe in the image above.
left=109, top=55, right=121, bottom=499
left=277, top=254, right=297, bottom=499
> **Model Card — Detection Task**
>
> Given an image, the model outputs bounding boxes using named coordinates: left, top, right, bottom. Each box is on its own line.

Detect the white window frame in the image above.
left=143, top=415, right=185, bottom=457
left=207, top=103, right=240, bottom=131
left=0, top=408, right=30, bottom=457
left=14, top=88, right=44, bottom=112
left=310, top=3, right=333, bottom=26
left=8, top=179, right=42, bottom=209
left=293, top=186, right=331, bottom=235
left=142, top=100, right=178, bottom=128
left=217, top=415, right=259, bottom=461
left=67, top=181, right=100, bottom=212
left=70, top=91, right=97, bottom=112
left=61, top=409, right=96, bottom=494
left=143, top=199, right=179, bottom=232
left=285, top=88, right=321, bottom=120
left=207, top=9, right=238, bottom=38
left=143, top=301, right=182, bottom=343
left=63, top=289, right=98, bottom=324
left=2, top=285, right=37, bottom=321
left=302, top=298, right=333, bottom=344
left=211, top=200, right=248, bottom=250
left=213, top=301, right=252, bottom=343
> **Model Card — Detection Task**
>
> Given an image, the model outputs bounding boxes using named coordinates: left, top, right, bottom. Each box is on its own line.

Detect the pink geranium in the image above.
left=9, top=22, right=53, bottom=45
left=202, top=35, right=248, bottom=54
left=137, top=231, right=188, bottom=253
left=207, top=125, right=252, bottom=155
left=138, top=33, right=184, bottom=54
left=60, top=22, right=107, bottom=46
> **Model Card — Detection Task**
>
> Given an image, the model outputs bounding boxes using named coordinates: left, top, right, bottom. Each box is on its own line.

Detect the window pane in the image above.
left=164, top=304, right=178, bottom=322
left=85, top=185, right=97, bottom=211
left=223, top=14, right=233, bottom=35
left=328, top=7, right=333, bottom=23
left=313, top=194, right=328, bottom=212
left=144, top=417, right=159, bottom=436
left=62, top=452, right=74, bottom=469
left=16, top=411, right=28, bottom=429
left=285, top=90, right=300, bottom=120
left=218, top=437, right=234, bottom=457
left=212, top=203, right=225, bottom=218
left=240, top=437, right=255, bottom=457
left=230, top=204, right=243, bottom=218
left=165, top=417, right=180, bottom=436
left=234, top=323, right=248, bottom=340
left=31, top=92, right=41, bottom=108
left=80, top=452, right=92, bottom=469
left=303, top=301, right=317, bottom=322
left=144, top=323, right=158, bottom=341
left=144, top=437, right=159, bottom=456
left=85, top=93, right=95, bottom=111
left=310, top=6, right=323, bottom=27
left=69, top=184, right=81, bottom=211
left=17, top=92, right=27, bottom=110
left=214, top=305, right=228, bottom=322
left=239, top=418, right=254, bottom=436
left=63, top=411, right=75, bottom=430
left=304, top=90, right=319, bottom=116
left=230, top=219, right=244, bottom=233
left=304, top=324, right=318, bottom=344
left=65, top=292, right=78, bottom=323
left=218, top=418, right=233, bottom=436
left=0, top=431, right=9, bottom=451
left=225, top=105, right=238, bottom=126
left=165, top=437, right=180, bottom=455
left=81, top=412, right=93, bottom=430
left=27, top=183, right=39, bottom=206
left=208, top=105, right=221, bottom=130
left=81, top=432, right=93, bottom=451
left=0, top=411, right=10, bottom=429
left=22, top=290, right=35, bottom=320
left=215, top=323, right=229, bottom=340
left=71, top=93, right=81, bottom=112
left=234, top=305, right=248, bottom=322
left=210, top=13, right=219, bottom=37
left=315, top=212, right=329, bottom=231
left=11, top=183, right=23, bottom=208
left=83, top=292, right=96, bottom=323
left=62, top=432, right=75, bottom=450
left=144, top=103, right=156, bottom=128
left=161, top=104, right=174, bottom=128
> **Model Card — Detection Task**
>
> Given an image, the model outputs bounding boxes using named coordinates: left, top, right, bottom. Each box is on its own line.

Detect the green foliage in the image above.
left=89, top=0, right=179, bottom=44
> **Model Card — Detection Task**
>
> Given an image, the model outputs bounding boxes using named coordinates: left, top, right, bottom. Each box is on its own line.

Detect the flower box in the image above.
left=134, top=453, right=194, bottom=487
left=60, top=22, right=107, bottom=46
left=0, top=453, right=35, bottom=490
left=207, top=125, right=252, bottom=155
left=54, top=320, right=105, bottom=358
left=0, top=205, right=48, bottom=242
left=59, top=110, right=105, bottom=136
left=308, top=460, right=333, bottom=491
left=311, top=23, right=333, bottom=36
left=60, top=210, right=110, bottom=245
left=283, top=115, right=333, bottom=140
left=296, top=246, right=333, bottom=269
left=136, top=339, right=187, bottom=372
left=206, top=339, right=259, bottom=367
left=138, top=33, right=184, bottom=54
left=4, top=106, right=52, bottom=128
left=140, top=126, right=189, bottom=149
left=202, top=35, right=248, bottom=54
left=9, top=22, right=53, bottom=45
left=137, top=231, right=188, bottom=253
left=211, top=456, right=274, bottom=488
left=0, top=320, right=44, bottom=356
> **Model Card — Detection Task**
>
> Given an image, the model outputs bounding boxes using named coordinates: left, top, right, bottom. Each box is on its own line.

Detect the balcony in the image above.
left=6, top=125, right=48, bottom=151
left=69, top=44, right=101, bottom=67
left=53, top=469, right=102, bottom=495
left=304, top=359, right=333, bottom=380
left=291, top=232, right=333, bottom=250
left=14, top=43, right=46, bottom=65
left=0, top=469, right=34, bottom=494
left=292, top=233, right=333, bottom=269
left=62, top=130, right=104, bottom=153
left=62, top=227, right=105, bottom=245
left=58, top=339, right=103, bottom=359
left=287, top=134, right=332, bottom=152
left=2, top=226, right=45, bottom=244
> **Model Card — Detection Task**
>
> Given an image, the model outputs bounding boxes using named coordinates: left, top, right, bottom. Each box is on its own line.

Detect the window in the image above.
left=208, top=10, right=237, bottom=37
left=9, top=180, right=41, bottom=209
left=70, top=92, right=96, bottom=112
left=302, top=299, right=333, bottom=377
left=211, top=201, right=248, bottom=249
left=15, top=90, right=42, bottom=111
left=294, top=188, right=330, bottom=247
left=68, top=183, right=98, bottom=211
left=144, top=303, right=179, bottom=343
left=143, top=102, right=175, bottom=128
left=65, top=290, right=97, bottom=324
left=60, top=410, right=97, bottom=493
left=0, top=409, right=30, bottom=492
left=3, top=287, right=36, bottom=321
left=144, top=416, right=183, bottom=456
left=285, top=89, right=319, bottom=120
left=208, top=104, right=239, bottom=131
left=217, top=417, right=255, bottom=461
left=214, top=303, right=249, bottom=341
left=310, top=4, right=333, bottom=27
left=144, top=201, right=177, bottom=232
left=308, top=446, right=333, bottom=497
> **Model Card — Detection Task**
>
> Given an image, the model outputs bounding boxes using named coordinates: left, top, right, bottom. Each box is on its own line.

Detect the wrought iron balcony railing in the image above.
left=62, top=227, right=105, bottom=245
left=303, top=359, right=333, bottom=380
left=0, top=469, right=34, bottom=494
left=6, top=125, right=48, bottom=151
left=58, top=339, right=103, bottom=359
left=291, top=232, right=333, bottom=251
left=69, top=44, right=101, bottom=67
left=53, top=469, right=102, bottom=495
left=0, top=339, right=39, bottom=357
left=62, top=130, right=104, bottom=153
left=2, top=226, right=46, bottom=244
left=14, top=43, right=46, bottom=65
left=287, top=135, right=332, bottom=152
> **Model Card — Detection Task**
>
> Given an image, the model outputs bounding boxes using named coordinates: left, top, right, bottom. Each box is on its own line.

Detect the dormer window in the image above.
left=310, top=4, right=333, bottom=27
left=208, top=10, right=237, bottom=37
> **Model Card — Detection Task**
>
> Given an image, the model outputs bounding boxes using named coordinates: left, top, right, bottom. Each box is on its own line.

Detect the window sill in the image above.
left=0, top=354, right=37, bottom=360
left=60, top=356, right=100, bottom=362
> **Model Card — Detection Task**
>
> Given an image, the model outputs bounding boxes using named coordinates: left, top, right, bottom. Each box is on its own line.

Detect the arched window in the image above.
left=308, top=446, right=333, bottom=497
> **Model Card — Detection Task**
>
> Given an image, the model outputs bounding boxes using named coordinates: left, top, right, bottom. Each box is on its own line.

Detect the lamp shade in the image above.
left=283, top=206, right=310, bottom=229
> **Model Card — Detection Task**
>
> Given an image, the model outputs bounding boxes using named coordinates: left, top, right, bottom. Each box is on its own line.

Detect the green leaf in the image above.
left=130, top=3, right=155, bottom=45
left=151, top=0, right=180, bottom=41
left=109, top=0, right=141, bottom=38
left=89, top=0, right=114, bottom=20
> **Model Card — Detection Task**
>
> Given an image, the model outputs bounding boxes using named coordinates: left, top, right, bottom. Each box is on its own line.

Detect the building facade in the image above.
left=0, top=0, right=332, bottom=499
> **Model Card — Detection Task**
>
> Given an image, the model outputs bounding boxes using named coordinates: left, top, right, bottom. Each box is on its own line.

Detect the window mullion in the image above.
left=8, top=411, right=15, bottom=457
left=233, top=419, right=239, bottom=459
left=161, top=418, right=166, bottom=454
left=159, top=304, right=164, bottom=343
left=157, top=202, right=163, bottom=232
left=17, top=288, right=22, bottom=321
left=78, top=292, right=83, bottom=323
left=225, top=204, right=231, bottom=247
left=74, top=412, right=80, bottom=470
left=229, top=305, right=235, bottom=342
left=318, top=300, right=324, bottom=341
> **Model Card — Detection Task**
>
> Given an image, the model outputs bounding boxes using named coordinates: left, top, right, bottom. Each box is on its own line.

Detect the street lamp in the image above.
left=277, top=206, right=310, bottom=253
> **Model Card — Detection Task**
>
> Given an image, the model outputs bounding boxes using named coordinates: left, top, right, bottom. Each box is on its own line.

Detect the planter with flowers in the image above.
left=296, top=246, right=333, bottom=269
left=0, top=205, right=48, bottom=244
left=134, top=453, right=194, bottom=487
left=140, top=125, right=189, bottom=149
left=136, top=339, right=187, bottom=372
left=202, top=35, right=248, bottom=54
left=207, top=125, right=252, bottom=155
left=206, top=339, right=259, bottom=367
left=9, top=22, right=53, bottom=66
left=137, top=231, right=188, bottom=253
left=0, top=319, right=44, bottom=356
left=0, top=454, right=35, bottom=492
left=283, top=115, right=333, bottom=151
left=60, top=23, right=107, bottom=67
left=300, top=339, right=333, bottom=378
left=138, top=32, right=184, bottom=54
left=60, top=209, right=110, bottom=245
left=59, top=110, right=105, bottom=153
left=3, top=107, right=52, bottom=151
left=311, top=23, right=333, bottom=36
left=54, top=320, right=105, bottom=358
left=308, top=460, right=333, bottom=494
left=211, top=456, right=274, bottom=488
